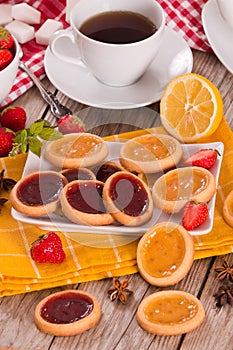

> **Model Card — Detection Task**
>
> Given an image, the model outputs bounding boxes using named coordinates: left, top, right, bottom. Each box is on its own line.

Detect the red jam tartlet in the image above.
left=61, top=167, right=96, bottom=182
left=34, top=290, right=101, bottom=336
left=59, top=180, right=114, bottom=226
left=102, top=171, right=153, bottom=226
left=93, top=161, right=125, bottom=183
left=10, top=171, right=67, bottom=216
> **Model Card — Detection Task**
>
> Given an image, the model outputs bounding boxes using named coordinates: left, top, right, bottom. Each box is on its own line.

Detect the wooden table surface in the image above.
left=1, top=48, right=233, bottom=350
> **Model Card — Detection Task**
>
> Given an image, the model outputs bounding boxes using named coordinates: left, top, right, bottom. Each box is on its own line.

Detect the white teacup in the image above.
left=49, top=0, right=165, bottom=87
left=0, top=36, right=19, bottom=105
left=217, top=0, right=233, bottom=28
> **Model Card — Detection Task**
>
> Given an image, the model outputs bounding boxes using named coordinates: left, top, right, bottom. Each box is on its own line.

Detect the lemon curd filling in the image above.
left=140, top=227, right=185, bottom=278
left=144, top=295, right=198, bottom=325
left=159, top=168, right=209, bottom=201
left=65, top=136, right=102, bottom=158
left=125, top=136, right=176, bottom=161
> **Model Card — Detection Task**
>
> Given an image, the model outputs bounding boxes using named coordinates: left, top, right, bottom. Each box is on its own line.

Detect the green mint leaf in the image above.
left=39, top=128, right=63, bottom=141
left=14, top=129, right=28, bottom=144
left=29, top=120, right=45, bottom=136
left=28, top=137, right=43, bottom=157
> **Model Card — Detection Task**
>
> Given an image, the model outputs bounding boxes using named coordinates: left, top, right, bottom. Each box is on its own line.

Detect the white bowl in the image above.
left=0, top=36, right=19, bottom=104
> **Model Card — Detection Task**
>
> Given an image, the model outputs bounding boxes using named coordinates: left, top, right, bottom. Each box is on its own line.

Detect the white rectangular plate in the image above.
left=11, top=141, right=224, bottom=236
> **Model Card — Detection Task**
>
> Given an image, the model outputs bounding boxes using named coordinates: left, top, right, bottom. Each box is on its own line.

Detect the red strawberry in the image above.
left=0, top=106, right=26, bottom=132
left=184, top=149, right=219, bottom=169
left=0, top=26, right=14, bottom=49
left=0, top=127, right=14, bottom=157
left=0, top=49, right=13, bottom=71
left=182, top=200, right=209, bottom=231
left=30, top=232, right=66, bottom=263
left=58, top=114, right=85, bottom=135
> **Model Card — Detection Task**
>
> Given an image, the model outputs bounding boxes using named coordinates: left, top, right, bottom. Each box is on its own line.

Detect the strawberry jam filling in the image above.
left=17, top=173, right=66, bottom=206
left=109, top=173, right=148, bottom=216
left=66, top=181, right=107, bottom=214
left=95, top=163, right=121, bottom=182
left=62, top=168, right=94, bottom=182
left=40, top=292, right=94, bottom=324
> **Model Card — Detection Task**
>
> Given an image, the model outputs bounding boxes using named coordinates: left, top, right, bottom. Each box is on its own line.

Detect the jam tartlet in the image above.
left=223, top=189, right=233, bottom=227
left=34, top=290, right=101, bottom=336
left=152, top=166, right=216, bottom=213
left=136, top=290, right=205, bottom=335
left=59, top=180, right=114, bottom=226
left=102, top=171, right=153, bottom=226
left=137, top=222, right=194, bottom=286
left=10, top=171, right=67, bottom=216
left=61, top=167, right=96, bottom=182
left=44, top=133, right=109, bottom=169
left=93, top=161, right=125, bottom=182
left=119, top=134, right=183, bottom=174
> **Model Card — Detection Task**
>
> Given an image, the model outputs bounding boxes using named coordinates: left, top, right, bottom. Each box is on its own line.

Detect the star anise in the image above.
left=213, top=283, right=233, bottom=311
left=107, top=277, right=133, bottom=304
left=0, top=169, right=17, bottom=191
left=214, top=259, right=233, bottom=282
left=0, top=198, right=8, bottom=212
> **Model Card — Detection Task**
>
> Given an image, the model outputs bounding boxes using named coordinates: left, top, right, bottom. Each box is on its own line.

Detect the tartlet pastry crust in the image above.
left=152, top=166, right=216, bottom=213
left=137, top=222, right=194, bottom=286
left=223, top=189, right=233, bottom=227
left=93, top=161, right=126, bottom=182
left=137, top=290, right=205, bottom=335
left=61, top=167, right=96, bottom=182
left=59, top=180, right=114, bottom=226
left=119, top=134, right=183, bottom=174
left=102, top=171, right=153, bottom=226
left=34, top=290, right=101, bottom=336
left=44, top=133, right=109, bottom=169
left=10, top=171, right=67, bottom=216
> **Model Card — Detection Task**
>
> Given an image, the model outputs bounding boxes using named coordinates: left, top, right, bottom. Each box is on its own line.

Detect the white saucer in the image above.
left=202, top=0, right=233, bottom=75
left=44, top=26, right=193, bottom=109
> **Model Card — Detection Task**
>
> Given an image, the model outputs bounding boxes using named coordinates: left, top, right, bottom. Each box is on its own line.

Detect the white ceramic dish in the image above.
left=202, top=0, right=233, bottom=75
left=44, top=26, right=193, bottom=109
left=11, top=140, right=224, bottom=237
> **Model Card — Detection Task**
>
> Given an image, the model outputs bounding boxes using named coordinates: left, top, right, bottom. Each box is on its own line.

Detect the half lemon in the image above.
left=160, top=73, right=223, bottom=143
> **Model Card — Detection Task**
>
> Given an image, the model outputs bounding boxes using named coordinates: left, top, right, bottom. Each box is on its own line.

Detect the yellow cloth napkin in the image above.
left=0, top=118, right=233, bottom=297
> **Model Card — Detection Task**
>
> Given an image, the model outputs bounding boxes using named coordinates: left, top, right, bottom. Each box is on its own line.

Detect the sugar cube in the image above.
left=0, top=4, right=12, bottom=26
left=12, top=3, right=41, bottom=25
left=66, top=0, right=79, bottom=23
left=5, top=20, right=35, bottom=44
left=35, top=19, right=63, bottom=46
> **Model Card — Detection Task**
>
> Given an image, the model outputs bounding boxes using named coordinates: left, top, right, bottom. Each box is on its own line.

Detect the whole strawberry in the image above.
left=0, top=106, right=26, bottom=132
left=0, top=26, right=14, bottom=49
left=30, top=232, right=66, bottom=263
left=0, top=49, right=13, bottom=71
left=0, top=127, right=14, bottom=157
left=58, top=114, right=85, bottom=134
left=182, top=200, right=209, bottom=231
left=184, top=149, right=219, bottom=169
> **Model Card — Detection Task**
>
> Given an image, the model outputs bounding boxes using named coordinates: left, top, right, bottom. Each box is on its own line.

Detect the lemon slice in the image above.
left=160, top=73, right=223, bottom=143
left=136, top=290, right=205, bottom=335
left=44, top=133, right=109, bottom=168
left=119, top=134, right=183, bottom=173
left=152, top=166, right=216, bottom=213
left=137, top=222, right=194, bottom=287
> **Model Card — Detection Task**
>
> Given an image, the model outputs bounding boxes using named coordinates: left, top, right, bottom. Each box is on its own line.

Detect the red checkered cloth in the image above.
left=0, top=0, right=210, bottom=108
